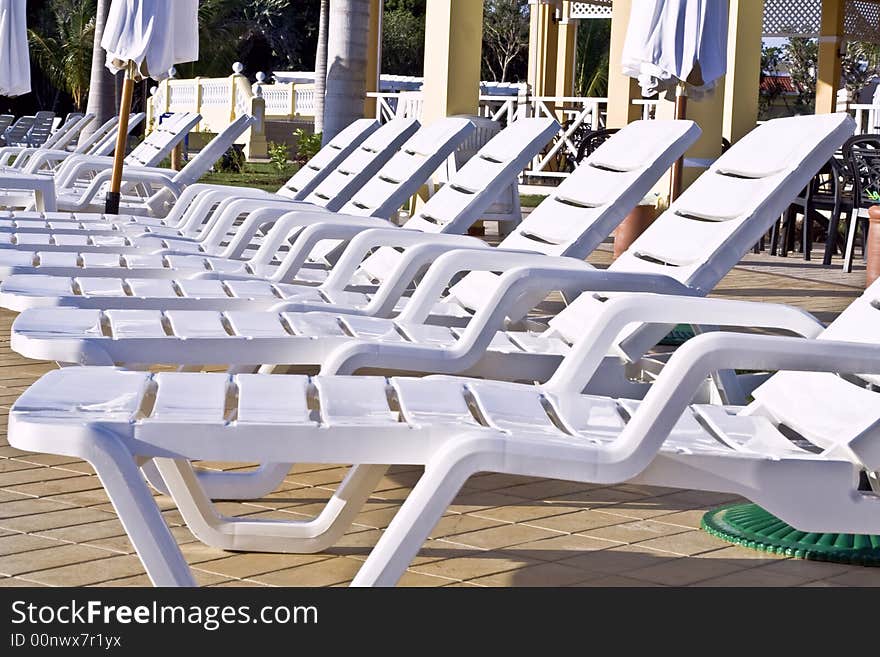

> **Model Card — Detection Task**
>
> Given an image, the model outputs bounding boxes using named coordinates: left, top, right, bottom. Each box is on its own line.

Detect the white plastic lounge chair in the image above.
left=15, top=113, right=147, bottom=174
left=0, top=118, right=695, bottom=317
left=46, top=114, right=256, bottom=216
left=1, top=116, right=35, bottom=147
left=0, top=118, right=469, bottom=271
left=0, top=115, right=14, bottom=142
left=0, top=113, right=201, bottom=211
left=0, top=113, right=95, bottom=170
left=8, top=279, right=880, bottom=586
left=0, top=117, right=559, bottom=289
left=0, top=117, right=420, bottom=240
left=24, top=111, right=58, bottom=147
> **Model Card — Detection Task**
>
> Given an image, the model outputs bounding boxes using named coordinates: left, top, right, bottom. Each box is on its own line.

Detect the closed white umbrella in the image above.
left=622, top=0, right=728, bottom=198
left=101, top=0, right=199, bottom=213
left=0, top=0, right=30, bottom=97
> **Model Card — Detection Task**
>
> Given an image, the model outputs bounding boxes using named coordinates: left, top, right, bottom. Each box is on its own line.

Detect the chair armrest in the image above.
left=545, top=294, right=826, bottom=393
left=608, top=332, right=880, bottom=476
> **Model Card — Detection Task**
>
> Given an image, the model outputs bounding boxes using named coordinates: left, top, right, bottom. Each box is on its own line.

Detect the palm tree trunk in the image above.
left=80, top=0, right=118, bottom=144
left=314, top=0, right=329, bottom=139
left=323, top=0, right=370, bottom=143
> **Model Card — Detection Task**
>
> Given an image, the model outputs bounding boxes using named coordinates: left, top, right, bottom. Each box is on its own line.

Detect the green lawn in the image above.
left=199, top=162, right=549, bottom=209
left=198, top=162, right=298, bottom=192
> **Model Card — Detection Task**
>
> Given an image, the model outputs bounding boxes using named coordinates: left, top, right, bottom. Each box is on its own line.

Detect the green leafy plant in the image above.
left=292, top=129, right=322, bottom=167
left=215, top=144, right=246, bottom=173
left=267, top=141, right=290, bottom=174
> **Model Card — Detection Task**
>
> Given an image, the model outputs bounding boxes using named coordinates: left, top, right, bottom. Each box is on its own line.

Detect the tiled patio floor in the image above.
left=0, top=241, right=875, bottom=587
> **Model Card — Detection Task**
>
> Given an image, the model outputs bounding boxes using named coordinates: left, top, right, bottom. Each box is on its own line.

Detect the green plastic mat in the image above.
left=658, top=323, right=696, bottom=346
left=702, top=503, right=880, bottom=566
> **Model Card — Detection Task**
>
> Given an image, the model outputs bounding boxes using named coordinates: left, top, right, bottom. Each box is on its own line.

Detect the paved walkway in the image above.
left=0, top=244, right=876, bottom=587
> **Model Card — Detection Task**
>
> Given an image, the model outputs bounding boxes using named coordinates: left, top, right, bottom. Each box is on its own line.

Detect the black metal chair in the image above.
left=770, top=156, right=854, bottom=264
left=842, top=135, right=880, bottom=272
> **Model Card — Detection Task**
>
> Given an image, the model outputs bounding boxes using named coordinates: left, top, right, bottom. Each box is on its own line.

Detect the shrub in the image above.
left=215, top=144, right=245, bottom=173
left=267, top=141, right=290, bottom=174
left=292, top=128, right=322, bottom=166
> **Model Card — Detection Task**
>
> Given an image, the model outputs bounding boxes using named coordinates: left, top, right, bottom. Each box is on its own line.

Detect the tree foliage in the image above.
left=481, top=0, right=529, bottom=83
left=27, top=0, right=96, bottom=111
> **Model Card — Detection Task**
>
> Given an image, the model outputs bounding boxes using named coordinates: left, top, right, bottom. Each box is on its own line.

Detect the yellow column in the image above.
left=421, top=0, right=484, bottom=123
left=816, top=0, right=845, bottom=114
left=555, top=1, right=577, bottom=98
left=723, top=0, right=763, bottom=143
left=606, top=0, right=642, bottom=127
left=364, top=0, right=381, bottom=118
left=527, top=1, right=559, bottom=97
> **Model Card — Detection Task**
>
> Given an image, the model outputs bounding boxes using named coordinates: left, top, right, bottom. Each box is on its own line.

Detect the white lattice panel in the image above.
left=847, top=1, right=880, bottom=43
left=763, top=0, right=880, bottom=42
left=763, top=0, right=822, bottom=37
left=570, top=0, right=612, bottom=19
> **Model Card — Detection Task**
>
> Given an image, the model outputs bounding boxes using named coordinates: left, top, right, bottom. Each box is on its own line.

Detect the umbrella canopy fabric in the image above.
left=622, top=0, right=728, bottom=99
left=0, top=0, right=30, bottom=97
left=101, top=0, right=199, bottom=81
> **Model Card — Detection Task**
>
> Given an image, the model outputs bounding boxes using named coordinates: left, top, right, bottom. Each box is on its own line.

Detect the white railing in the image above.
left=367, top=90, right=610, bottom=181
left=842, top=103, right=880, bottom=135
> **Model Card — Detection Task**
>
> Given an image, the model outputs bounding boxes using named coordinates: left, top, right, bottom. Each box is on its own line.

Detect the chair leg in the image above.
left=843, top=209, right=859, bottom=273
left=87, top=432, right=196, bottom=586
left=803, top=208, right=812, bottom=261
left=823, top=201, right=842, bottom=266
left=769, top=218, right=781, bottom=256
left=155, top=459, right=388, bottom=553
left=352, top=459, right=476, bottom=587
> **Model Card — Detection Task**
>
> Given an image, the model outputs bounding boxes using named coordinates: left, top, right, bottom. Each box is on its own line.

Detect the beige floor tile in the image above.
left=441, top=523, right=563, bottom=550
left=0, top=542, right=114, bottom=576
left=196, top=553, right=330, bottom=579
left=502, top=479, right=603, bottom=501
left=0, top=507, right=116, bottom=533
left=7, top=475, right=103, bottom=498
left=522, top=509, right=630, bottom=534
left=24, top=554, right=148, bottom=586
left=35, top=517, right=126, bottom=544
left=0, top=575, right=48, bottom=587
left=446, top=490, right=530, bottom=514
left=626, top=556, right=748, bottom=586
left=582, top=519, right=692, bottom=546
left=428, top=513, right=506, bottom=539
left=756, top=557, right=852, bottom=580
left=0, top=533, right=63, bottom=557
left=396, top=570, right=456, bottom=587
left=692, top=568, right=813, bottom=587
left=411, top=552, right=540, bottom=581
left=634, top=530, right=733, bottom=556
left=568, top=575, right=662, bottom=587
left=558, top=544, right=676, bottom=574
left=470, top=561, right=592, bottom=587
left=512, top=533, right=621, bottom=562
left=463, top=473, right=536, bottom=491
left=0, top=497, right=73, bottom=520
left=471, top=502, right=576, bottom=524
left=823, top=567, right=880, bottom=587
left=252, top=556, right=363, bottom=586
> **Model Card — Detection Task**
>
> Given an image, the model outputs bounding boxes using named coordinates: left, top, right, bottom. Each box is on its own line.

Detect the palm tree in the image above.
left=28, top=0, right=96, bottom=111
left=314, top=0, right=329, bottom=137
left=80, top=0, right=117, bottom=143
left=323, top=0, right=370, bottom=142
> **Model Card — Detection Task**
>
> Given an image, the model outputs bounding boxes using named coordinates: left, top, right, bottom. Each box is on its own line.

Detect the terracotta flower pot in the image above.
left=614, top=204, right=658, bottom=260
left=867, top=205, right=880, bottom=287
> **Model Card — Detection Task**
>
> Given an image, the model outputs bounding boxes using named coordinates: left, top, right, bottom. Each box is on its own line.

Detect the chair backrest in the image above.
left=0, top=115, right=14, bottom=137
left=3, top=115, right=35, bottom=146
left=276, top=118, right=380, bottom=200
left=548, top=113, right=857, bottom=360
left=170, top=114, right=255, bottom=186
left=38, top=112, right=94, bottom=151
left=25, top=111, right=57, bottom=147
left=144, top=115, right=256, bottom=213
left=355, top=117, right=559, bottom=283
left=334, top=117, right=475, bottom=218
left=124, top=112, right=201, bottom=167
left=749, top=278, right=880, bottom=466
left=89, top=113, right=146, bottom=156
left=843, top=134, right=880, bottom=209
left=394, top=92, right=423, bottom=120
left=302, top=118, right=420, bottom=212
left=448, top=119, right=702, bottom=311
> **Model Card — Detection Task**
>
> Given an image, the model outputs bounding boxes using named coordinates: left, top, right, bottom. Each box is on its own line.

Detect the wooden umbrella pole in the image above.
left=105, top=62, right=135, bottom=215
left=669, top=81, right=688, bottom=202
